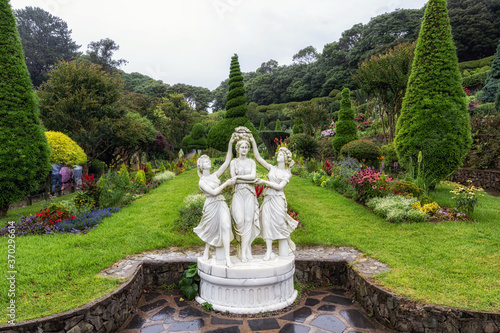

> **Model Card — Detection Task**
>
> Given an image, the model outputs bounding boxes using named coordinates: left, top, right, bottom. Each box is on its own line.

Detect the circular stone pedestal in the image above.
left=196, top=255, right=297, bottom=314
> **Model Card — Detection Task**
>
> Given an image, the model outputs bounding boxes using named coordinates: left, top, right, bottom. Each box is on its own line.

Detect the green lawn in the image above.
left=1, top=169, right=499, bottom=323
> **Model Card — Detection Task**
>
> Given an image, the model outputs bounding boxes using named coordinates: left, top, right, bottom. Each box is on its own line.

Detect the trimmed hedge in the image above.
left=45, top=131, right=87, bottom=166
left=259, top=131, right=290, bottom=155
left=340, top=140, right=382, bottom=167
left=332, top=88, right=358, bottom=153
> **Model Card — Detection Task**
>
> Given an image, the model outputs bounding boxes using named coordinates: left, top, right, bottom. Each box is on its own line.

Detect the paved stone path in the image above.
left=101, top=246, right=392, bottom=333
left=117, top=287, right=392, bottom=333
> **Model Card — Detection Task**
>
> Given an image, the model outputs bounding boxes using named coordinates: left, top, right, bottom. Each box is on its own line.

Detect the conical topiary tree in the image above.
left=259, top=118, right=265, bottom=131
left=207, top=54, right=256, bottom=151
left=478, top=41, right=500, bottom=103
left=394, top=0, right=471, bottom=188
left=275, top=119, right=282, bottom=131
left=0, top=0, right=51, bottom=217
left=332, top=88, right=358, bottom=153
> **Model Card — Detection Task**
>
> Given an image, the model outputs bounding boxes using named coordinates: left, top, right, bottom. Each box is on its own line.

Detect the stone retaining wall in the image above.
left=0, top=266, right=144, bottom=333
left=449, top=168, right=500, bottom=192
left=1, top=259, right=499, bottom=333
left=346, top=268, right=500, bottom=333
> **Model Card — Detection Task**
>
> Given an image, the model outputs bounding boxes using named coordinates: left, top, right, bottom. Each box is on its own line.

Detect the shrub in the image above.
left=288, top=133, right=319, bottom=159
left=332, top=88, right=358, bottom=153
left=118, top=164, right=131, bottom=186
left=478, top=41, right=500, bottom=102
left=145, top=162, right=155, bottom=182
left=0, top=0, right=51, bottom=217
left=45, top=131, right=87, bottom=166
left=350, top=168, right=394, bottom=202
left=380, top=142, right=399, bottom=172
left=153, top=171, right=175, bottom=183
left=182, top=123, right=208, bottom=151
left=339, top=140, right=382, bottom=167
left=292, top=124, right=299, bottom=134
left=465, top=115, right=500, bottom=169
left=471, top=103, right=496, bottom=116
left=81, top=174, right=100, bottom=208
left=135, top=169, right=147, bottom=184
left=366, top=195, right=426, bottom=223
left=158, top=162, right=167, bottom=173
left=318, top=137, right=336, bottom=160
left=394, top=0, right=471, bottom=189
left=89, top=159, right=107, bottom=176
left=411, top=201, right=440, bottom=215
left=462, top=71, right=489, bottom=90
left=496, top=82, right=500, bottom=112
left=177, top=194, right=205, bottom=231
left=450, top=180, right=484, bottom=218
left=98, top=171, right=130, bottom=208
left=388, top=180, right=424, bottom=198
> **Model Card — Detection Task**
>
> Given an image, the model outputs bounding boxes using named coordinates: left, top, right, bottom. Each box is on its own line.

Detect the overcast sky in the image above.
left=10, top=0, right=427, bottom=90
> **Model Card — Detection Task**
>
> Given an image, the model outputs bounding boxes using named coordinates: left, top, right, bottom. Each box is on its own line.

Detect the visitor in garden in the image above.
left=59, top=164, right=74, bottom=190
left=50, top=163, right=62, bottom=195
left=73, top=165, right=83, bottom=190
left=194, top=137, right=235, bottom=267
left=251, top=137, right=298, bottom=260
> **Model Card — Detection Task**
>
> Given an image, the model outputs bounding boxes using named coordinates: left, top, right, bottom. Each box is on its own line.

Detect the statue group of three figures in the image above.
left=194, top=127, right=298, bottom=267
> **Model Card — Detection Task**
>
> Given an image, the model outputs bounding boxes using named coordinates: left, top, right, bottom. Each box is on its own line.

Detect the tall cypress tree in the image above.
left=208, top=54, right=256, bottom=151
left=394, top=0, right=471, bottom=188
left=478, top=41, right=500, bottom=103
left=0, top=0, right=51, bottom=217
left=332, top=88, right=358, bottom=153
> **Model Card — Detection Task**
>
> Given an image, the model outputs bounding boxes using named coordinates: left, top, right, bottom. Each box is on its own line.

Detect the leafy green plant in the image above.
left=450, top=180, right=484, bottom=218
left=177, top=194, right=205, bottom=231
left=145, top=162, right=155, bottom=182
left=202, top=302, right=213, bottom=311
left=288, top=133, right=319, bottom=159
left=179, top=262, right=200, bottom=300
left=339, top=139, right=382, bottom=167
left=153, top=171, right=175, bottom=183
left=366, top=195, right=427, bottom=223
left=135, top=169, right=146, bottom=184
left=388, top=180, right=424, bottom=198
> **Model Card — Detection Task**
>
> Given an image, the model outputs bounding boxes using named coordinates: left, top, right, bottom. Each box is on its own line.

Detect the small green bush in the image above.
left=153, top=171, right=175, bottom=183
left=318, top=136, right=336, bottom=160
left=118, top=164, right=131, bottom=186
left=340, top=140, right=382, bottom=167
left=389, top=180, right=424, bottom=198
left=472, top=103, right=496, bottom=116
left=145, top=162, right=155, bottom=182
left=366, top=195, right=426, bottom=223
left=289, top=134, right=319, bottom=159
left=159, top=162, right=167, bottom=173
left=135, top=169, right=146, bottom=184
left=177, top=193, right=205, bottom=231
left=381, top=142, right=399, bottom=171
left=462, top=71, right=489, bottom=90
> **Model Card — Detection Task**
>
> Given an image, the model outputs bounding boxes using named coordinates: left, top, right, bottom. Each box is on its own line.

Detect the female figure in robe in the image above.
left=230, top=129, right=260, bottom=262
left=194, top=138, right=235, bottom=267
left=251, top=136, right=298, bottom=260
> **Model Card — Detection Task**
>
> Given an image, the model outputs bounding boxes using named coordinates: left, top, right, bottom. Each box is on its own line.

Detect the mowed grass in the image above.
left=0, top=169, right=499, bottom=323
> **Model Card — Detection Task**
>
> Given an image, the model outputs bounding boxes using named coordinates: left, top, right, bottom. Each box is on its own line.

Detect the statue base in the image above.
left=196, top=254, right=297, bottom=314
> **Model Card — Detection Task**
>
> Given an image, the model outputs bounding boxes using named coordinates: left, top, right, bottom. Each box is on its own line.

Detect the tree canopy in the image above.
left=14, top=6, right=80, bottom=87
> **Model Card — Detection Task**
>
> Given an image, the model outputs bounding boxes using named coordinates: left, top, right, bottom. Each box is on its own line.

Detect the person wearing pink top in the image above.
left=59, top=165, right=74, bottom=190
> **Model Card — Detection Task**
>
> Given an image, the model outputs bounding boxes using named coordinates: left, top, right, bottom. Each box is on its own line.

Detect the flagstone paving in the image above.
left=102, top=246, right=392, bottom=333
left=117, top=287, right=391, bottom=333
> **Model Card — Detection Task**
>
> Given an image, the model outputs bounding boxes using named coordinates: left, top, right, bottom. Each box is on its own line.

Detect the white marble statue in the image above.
left=251, top=137, right=298, bottom=260
left=193, top=137, right=235, bottom=267
left=230, top=127, right=261, bottom=262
